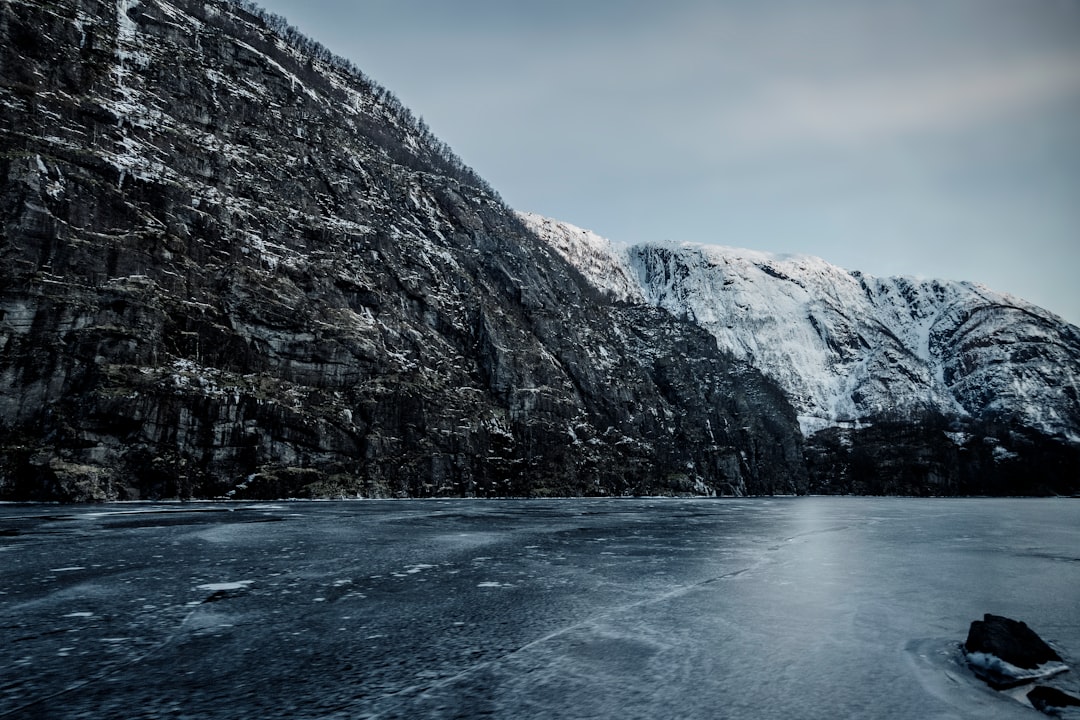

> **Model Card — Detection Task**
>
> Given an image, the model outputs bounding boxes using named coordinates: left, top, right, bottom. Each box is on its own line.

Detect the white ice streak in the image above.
left=196, top=580, right=254, bottom=592
left=965, top=651, right=1069, bottom=686
left=231, top=39, right=321, bottom=103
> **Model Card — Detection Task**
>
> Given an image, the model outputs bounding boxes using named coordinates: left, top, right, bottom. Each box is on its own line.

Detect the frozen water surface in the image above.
left=1, top=498, right=1077, bottom=719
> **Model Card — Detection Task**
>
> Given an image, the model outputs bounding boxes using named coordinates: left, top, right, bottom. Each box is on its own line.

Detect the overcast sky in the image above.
left=254, top=0, right=1080, bottom=326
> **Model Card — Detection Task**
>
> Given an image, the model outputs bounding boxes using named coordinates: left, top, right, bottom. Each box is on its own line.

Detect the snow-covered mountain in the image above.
left=519, top=213, right=1080, bottom=446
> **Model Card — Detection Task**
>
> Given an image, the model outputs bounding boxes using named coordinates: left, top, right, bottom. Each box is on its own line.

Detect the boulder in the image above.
left=965, top=614, right=1068, bottom=688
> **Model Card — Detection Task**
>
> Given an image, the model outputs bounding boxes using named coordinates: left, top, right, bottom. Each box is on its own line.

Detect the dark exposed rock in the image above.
left=964, top=615, right=1067, bottom=688
left=0, top=0, right=805, bottom=500
left=966, top=615, right=1063, bottom=669
left=1028, top=686, right=1080, bottom=716
left=803, top=419, right=1080, bottom=496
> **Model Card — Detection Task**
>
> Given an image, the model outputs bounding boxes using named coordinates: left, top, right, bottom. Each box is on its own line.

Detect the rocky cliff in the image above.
left=0, top=0, right=805, bottom=500
left=521, top=214, right=1080, bottom=496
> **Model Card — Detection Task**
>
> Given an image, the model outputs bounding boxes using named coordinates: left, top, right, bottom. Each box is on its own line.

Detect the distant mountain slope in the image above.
left=0, top=0, right=804, bottom=499
left=521, top=213, right=1080, bottom=495
left=521, top=213, right=646, bottom=305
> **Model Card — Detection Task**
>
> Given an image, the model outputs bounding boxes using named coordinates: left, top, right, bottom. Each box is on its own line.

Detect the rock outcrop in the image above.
left=0, top=0, right=805, bottom=500
left=964, top=614, right=1068, bottom=689
left=1028, top=686, right=1080, bottom=716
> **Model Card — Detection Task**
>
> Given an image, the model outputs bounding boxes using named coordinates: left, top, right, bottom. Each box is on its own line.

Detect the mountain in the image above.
left=0, top=0, right=805, bottom=500
left=520, top=213, right=1080, bottom=495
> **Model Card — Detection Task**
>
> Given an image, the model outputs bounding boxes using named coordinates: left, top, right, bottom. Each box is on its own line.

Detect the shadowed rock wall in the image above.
left=0, top=0, right=805, bottom=500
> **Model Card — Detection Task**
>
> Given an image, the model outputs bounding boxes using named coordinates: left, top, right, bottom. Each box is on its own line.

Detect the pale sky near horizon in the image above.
left=253, top=0, right=1080, bottom=327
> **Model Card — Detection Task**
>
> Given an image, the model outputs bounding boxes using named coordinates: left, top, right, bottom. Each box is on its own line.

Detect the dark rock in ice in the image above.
left=964, top=614, right=1068, bottom=689
left=966, top=615, right=1063, bottom=669
left=1028, top=686, right=1080, bottom=716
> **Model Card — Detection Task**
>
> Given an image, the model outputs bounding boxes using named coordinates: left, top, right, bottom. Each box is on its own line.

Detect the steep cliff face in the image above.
left=0, top=0, right=805, bottom=500
left=521, top=215, right=1080, bottom=495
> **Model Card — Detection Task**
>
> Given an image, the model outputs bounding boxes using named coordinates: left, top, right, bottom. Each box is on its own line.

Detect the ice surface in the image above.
left=2, top=499, right=1077, bottom=719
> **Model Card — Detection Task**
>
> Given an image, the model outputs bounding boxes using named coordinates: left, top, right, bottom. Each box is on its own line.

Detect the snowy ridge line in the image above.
left=100, top=0, right=493, bottom=197
left=223, top=0, right=497, bottom=196
left=516, top=211, right=643, bottom=304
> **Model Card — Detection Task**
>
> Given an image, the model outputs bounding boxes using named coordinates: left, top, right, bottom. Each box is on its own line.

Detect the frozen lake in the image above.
left=1, top=498, right=1078, bottom=719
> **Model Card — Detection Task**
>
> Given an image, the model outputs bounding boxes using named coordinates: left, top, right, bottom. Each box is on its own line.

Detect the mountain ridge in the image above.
left=520, top=212, right=1080, bottom=494
left=2, top=0, right=1075, bottom=499
left=0, top=0, right=807, bottom=500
